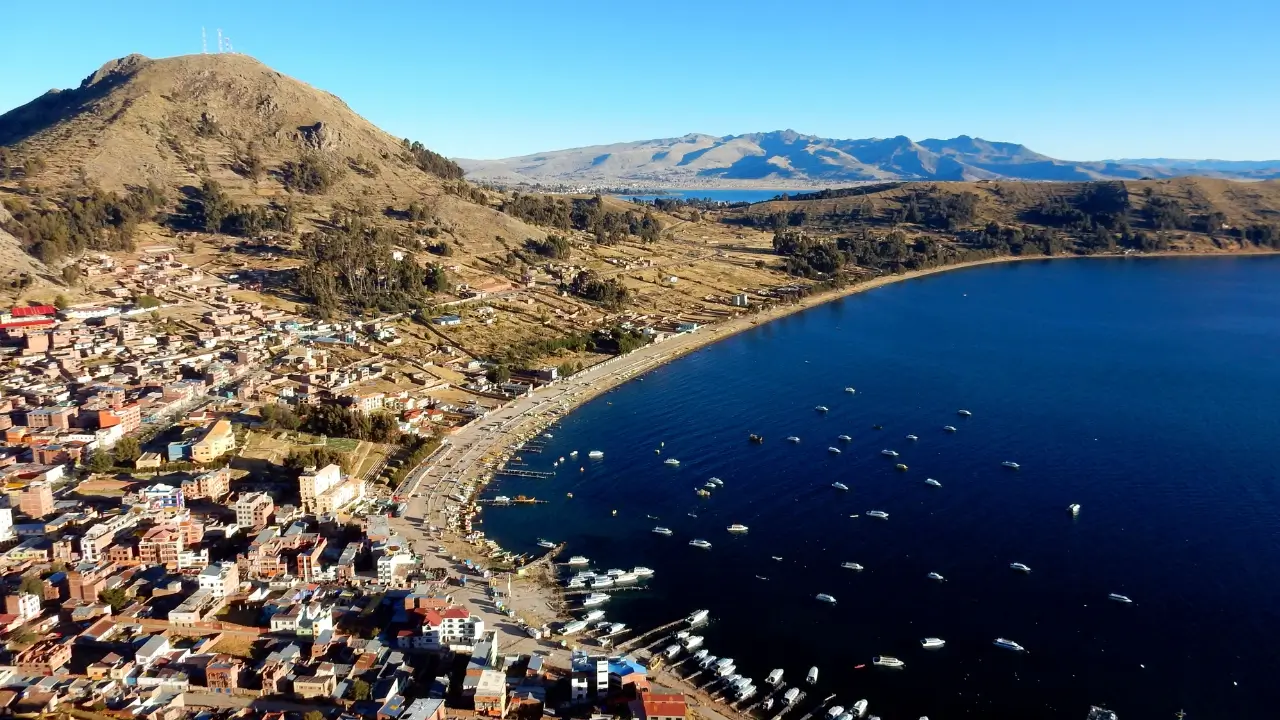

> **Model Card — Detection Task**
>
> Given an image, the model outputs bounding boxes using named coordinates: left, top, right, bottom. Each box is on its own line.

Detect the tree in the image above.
left=350, top=679, right=372, bottom=701
left=486, top=365, right=511, bottom=384
left=53, top=294, right=68, bottom=309
left=99, top=586, right=130, bottom=612
left=260, top=404, right=302, bottom=431
left=86, top=450, right=114, bottom=473
left=19, top=574, right=44, bottom=596
left=304, top=711, right=326, bottom=720
left=114, top=436, right=142, bottom=465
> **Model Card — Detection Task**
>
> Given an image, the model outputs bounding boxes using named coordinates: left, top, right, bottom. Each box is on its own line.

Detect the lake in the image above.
left=613, top=189, right=799, bottom=204
left=482, top=256, right=1280, bottom=719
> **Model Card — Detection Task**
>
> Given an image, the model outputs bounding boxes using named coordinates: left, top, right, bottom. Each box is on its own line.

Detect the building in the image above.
left=570, top=651, right=611, bottom=702
left=138, top=525, right=184, bottom=567
left=401, top=698, right=446, bottom=720
left=205, top=655, right=243, bottom=692
left=18, top=482, right=54, bottom=519
left=471, top=668, right=507, bottom=717
left=198, top=561, right=239, bottom=599
left=182, top=467, right=231, bottom=500
left=314, top=476, right=365, bottom=515
left=234, top=492, right=274, bottom=529
left=298, top=464, right=341, bottom=512
left=190, top=419, right=236, bottom=463
left=4, top=593, right=41, bottom=621
left=431, top=315, right=462, bottom=326
left=630, top=687, right=688, bottom=720
left=731, top=293, right=750, bottom=307
left=15, top=639, right=72, bottom=676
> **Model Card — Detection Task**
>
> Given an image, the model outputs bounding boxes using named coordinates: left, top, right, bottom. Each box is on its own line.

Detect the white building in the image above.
left=299, top=464, right=342, bottom=512
left=13, top=592, right=40, bottom=621
left=376, top=551, right=416, bottom=587
left=197, top=561, right=239, bottom=600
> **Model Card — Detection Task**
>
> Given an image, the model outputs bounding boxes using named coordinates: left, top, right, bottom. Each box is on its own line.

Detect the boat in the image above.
left=727, top=524, right=749, bottom=533
left=993, top=638, right=1026, bottom=652
left=782, top=688, right=801, bottom=706
left=841, top=562, right=864, bottom=571
left=942, top=425, right=956, bottom=433
left=735, top=684, right=756, bottom=700
left=925, top=478, right=942, bottom=487
left=663, top=644, right=682, bottom=659
left=771, top=556, right=784, bottom=561
left=567, top=556, right=590, bottom=566
left=561, top=620, right=589, bottom=635
left=1010, top=562, right=1032, bottom=573
left=569, top=450, right=578, bottom=457
left=832, top=482, right=849, bottom=491
left=689, top=539, right=713, bottom=549
left=682, top=634, right=704, bottom=650
left=652, top=527, right=673, bottom=536
left=606, top=622, right=627, bottom=635
left=765, top=669, right=784, bottom=686
left=845, top=387, right=856, bottom=394
left=749, top=433, right=764, bottom=444
left=1109, top=593, right=1134, bottom=604
left=838, top=434, right=852, bottom=442
left=632, top=566, right=655, bottom=577
left=786, top=436, right=801, bottom=443
left=614, top=572, right=639, bottom=584
left=494, top=496, right=511, bottom=504
left=588, top=450, right=604, bottom=459
left=880, top=449, right=899, bottom=457
left=827, top=707, right=845, bottom=720
left=709, top=477, right=724, bottom=486
left=611, top=509, right=618, bottom=516
left=583, top=609, right=606, bottom=622
left=687, top=609, right=710, bottom=625
left=872, top=424, right=883, bottom=430
left=921, top=637, right=946, bottom=649
left=815, top=406, right=829, bottom=413
left=566, top=577, right=586, bottom=589
left=1002, top=461, right=1020, bottom=469
left=696, top=489, right=711, bottom=497
left=806, top=666, right=819, bottom=684
left=665, top=458, right=681, bottom=466
left=873, top=656, right=904, bottom=668
left=582, top=593, right=610, bottom=607
left=717, top=663, right=737, bottom=677
left=537, top=540, right=556, bottom=548
left=699, top=655, right=718, bottom=669
left=927, top=572, right=946, bottom=582
left=715, top=657, right=735, bottom=668
left=906, top=434, right=918, bottom=441
left=895, top=463, right=908, bottom=471
left=762, top=698, right=775, bottom=712
left=828, top=447, right=842, bottom=454
left=692, top=649, right=709, bottom=661
left=851, top=700, right=869, bottom=718
left=704, top=482, right=718, bottom=489
left=867, top=510, right=889, bottom=519
left=815, top=593, right=837, bottom=604
left=1069, top=503, right=1081, bottom=515
left=591, top=575, right=613, bottom=588
left=655, top=449, right=661, bottom=454
left=958, top=409, right=972, bottom=417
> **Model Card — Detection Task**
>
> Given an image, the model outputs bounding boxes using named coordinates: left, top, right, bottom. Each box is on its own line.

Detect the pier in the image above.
left=792, top=694, right=835, bottom=720
left=495, top=468, right=554, bottom=479
left=767, top=690, right=808, bottom=720
left=615, top=617, right=688, bottom=653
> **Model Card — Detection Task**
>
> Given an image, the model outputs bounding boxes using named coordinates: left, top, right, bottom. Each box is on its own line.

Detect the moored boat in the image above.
left=832, top=481, right=849, bottom=490
left=828, top=446, right=842, bottom=454
left=687, top=609, right=710, bottom=625
left=652, top=527, right=673, bottom=536
left=841, top=562, right=864, bottom=571
left=567, top=555, right=590, bottom=566
left=851, top=699, right=868, bottom=718
left=873, top=656, right=904, bottom=668
left=927, top=572, right=946, bottom=582
left=815, top=593, right=837, bottom=604
left=561, top=620, right=588, bottom=635
left=925, top=478, right=941, bottom=487
left=1010, top=562, right=1032, bottom=573
left=783, top=688, right=801, bottom=706
left=689, top=539, right=712, bottom=549
left=921, top=637, right=946, bottom=649
left=806, top=666, right=819, bottom=684
left=1002, top=461, right=1020, bottom=469
left=765, top=668, right=784, bottom=686
left=582, top=593, right=610, bottom=607
left=632, top=566, right=655, bottom=577
left=993, top=637, right=1026, bottom=652
left=537, top=540, right=556, bottom=548
left=727, top=524, right=749, bottom=533
left=1109, top=593, right=1134, bottom=604
left=867, top=510, right=889, bottom=519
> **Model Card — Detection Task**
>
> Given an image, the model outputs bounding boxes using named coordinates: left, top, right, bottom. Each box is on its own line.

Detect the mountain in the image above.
left=1108, top=158, right=1280, bottom=180
left=459, top=131, right=1277, bottom=187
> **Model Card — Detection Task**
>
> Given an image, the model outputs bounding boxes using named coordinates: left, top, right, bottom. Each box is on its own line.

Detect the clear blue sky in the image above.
left=3, top=0, right=1278, bottom=161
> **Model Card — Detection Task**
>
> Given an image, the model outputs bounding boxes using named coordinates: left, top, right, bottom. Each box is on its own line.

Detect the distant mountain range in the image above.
left=458, top=130, right=1280, bottom=186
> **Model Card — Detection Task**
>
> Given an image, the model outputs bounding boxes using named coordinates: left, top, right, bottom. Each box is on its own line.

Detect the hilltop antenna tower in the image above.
left=216, top=28, right=223, bottom=53
left=201, top=27, right=207, bottom=54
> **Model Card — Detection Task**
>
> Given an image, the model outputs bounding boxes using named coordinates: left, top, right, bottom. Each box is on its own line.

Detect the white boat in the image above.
left=567, top=555, right=590, bottom=566
left=717, top=663, right=737, bottom=677
left=687, top=609, right=710, bottom=625
left=582, top=593, right=610, bottom=607
left=786, top=436, right=801, bottom=443
left=880, top=449, right=899, bottom=457
left=494, top=496, right=511, bottom=504
left=927, top=572, right=946, bottom=582
left=841, top=562, right=864, bottom=571
left=663, top=643, right=681, bottom=659
left=569, top=450, right=579, bottom=457
left=1069, top=503, right=1081, bottom=515
left=692, top=649, right=709, bottom=661
left=588, top=450, right=604, bottom=459
left=762, top=698, right=775, bottom=712
left=665, top=458, right=681, bottom=466
left=906, top=434, right=918, bottom=441
left=838, top=434, right=852, bottom=442
left=709, top=477, right=725, bottom=486
left=942, top=425, right=957, bottom=433
left=715, top=657, right=735, bottom=668
left=1010, top=562, right=1032, bottom=573
left=606, top=622, right=627, bottom=635
left=921, top=637, right=946, bottom=649
left=873, top=656, right=904, bottom=668
left=591, top=575, right=613, bottom=588
left=827, top=707, right=845, bottom=720
left=993, top=637, right=1026, bottom=652
left=1002, top=461, right=1020, bottom=469
left=682, top=634, right=704, bottom=650
left=613, top=572, right=639, bottom=584
left=567, top=577, right=587, bottom=589
left=689, top=539, right=712, bottom=549
left=606, top=568, right=626, bottom=577
left=844, top=387, right=856, bottom=394
left=806, top=666, right=819, bottom=684
left=1109, top=593, right=1134, bottom=604
left=561, top=620, right=589, bottom=635
left=704, top=482, right=718, bottom=489
left=867, top=510, right=889, bottom=519
left=537, top=540, right=556, bottom=548
left=783, top=688, right=801, bottom=706
left=828, top=446, right=842, bottom=454
left=815, top=593, right=837, bottom=604
left=925, top=478, right=942, bottom=487
left=583, top=609, right=606, bottom=622
left=765, top=668, right=784, bottom=686
left=832, top=482, right=849, bottom=490
left=735, top=684, right=756, bottom=700
left=851, top=699, right=869, bottom=718
left=958, top=409, right=972, bottom=416
left=699, top=654, right=718, bottom=669
left=895, top=463, right=908, bottom=471
left=727, top=524, right=749, bottom=533
left=632, top=566, right=655, bottom=577
left=652, top=527, right=673, bottom=536
left=815, top=406, right=829, bottom=413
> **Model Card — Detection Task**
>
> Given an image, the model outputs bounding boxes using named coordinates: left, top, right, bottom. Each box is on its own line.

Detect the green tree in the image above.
left=486, top=365, right=511, bottom=384
left=350, top=679, right=372, bottom=701
left=18, top=574, right=44, bottom=596
left=304, top=711, right=326, bottom=720
left=53, top=294, right=68, bottom=309
left=99, top=586, right=130, bottom=611
left=113, top=436, right=142, bottom=465
left=86, top=450, right=114, bottom=474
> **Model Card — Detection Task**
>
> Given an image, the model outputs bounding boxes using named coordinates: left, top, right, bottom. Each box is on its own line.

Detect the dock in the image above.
left=495, top=468, right=554, bottom=479
left=767, top=690, right=808, bottom=720
left=615, top=617, right=688, bottom=653
left=792, top=694, right=835, bottom=720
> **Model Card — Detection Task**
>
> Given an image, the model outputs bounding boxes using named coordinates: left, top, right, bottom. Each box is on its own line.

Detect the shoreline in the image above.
left=404, top=247, right=1277, bottom=702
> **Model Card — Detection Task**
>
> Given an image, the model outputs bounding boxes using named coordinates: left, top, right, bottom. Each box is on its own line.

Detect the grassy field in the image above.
left=239, top=429, right=389, bottom=477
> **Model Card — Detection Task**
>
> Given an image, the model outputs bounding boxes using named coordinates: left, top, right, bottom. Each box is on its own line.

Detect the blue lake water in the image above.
left=614, top=189, right=797, bottom=204
left=481, top=256, right=1280, bottom=719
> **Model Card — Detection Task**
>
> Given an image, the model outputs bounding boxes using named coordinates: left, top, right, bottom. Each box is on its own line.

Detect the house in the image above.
left=630, top=687, right=687, bottom=720
left=401, top=698, right=446, bottom=720
left=234, top=492, right=274, bottom=529
left=197, top=561, right=239, bottom=599
left=431, top=315, right=462, bottom=327
left=15, top=639, right=72, bottom=675
left=190, top=419, right=236, bottom=463
left=471, top=668, right=507, bottom=717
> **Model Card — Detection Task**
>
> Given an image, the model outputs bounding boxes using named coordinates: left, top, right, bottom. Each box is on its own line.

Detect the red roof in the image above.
left=0, top=319, right=55, bottom=330
left=642, top=698, right=687, bottom=718
left=441, top=607, right=470, bottom=619
left=11, top=305, right=56, bottom=318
